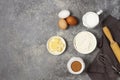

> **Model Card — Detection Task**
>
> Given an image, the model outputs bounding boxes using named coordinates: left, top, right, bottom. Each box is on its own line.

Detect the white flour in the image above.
left=74, top=31, right=97, bottom=54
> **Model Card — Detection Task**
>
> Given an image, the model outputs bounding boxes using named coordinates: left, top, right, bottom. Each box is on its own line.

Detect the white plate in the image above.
left=73, top=31, right=97, bottom=54
left=47, top=36, right=66, bottom=55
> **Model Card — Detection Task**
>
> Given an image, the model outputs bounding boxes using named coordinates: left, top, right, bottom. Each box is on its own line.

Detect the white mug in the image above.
left=82, top=10, right=103, bottom=28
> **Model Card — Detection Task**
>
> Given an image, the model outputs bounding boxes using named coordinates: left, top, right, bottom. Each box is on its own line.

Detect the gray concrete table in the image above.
left=0, top=0, right=120, bottom=80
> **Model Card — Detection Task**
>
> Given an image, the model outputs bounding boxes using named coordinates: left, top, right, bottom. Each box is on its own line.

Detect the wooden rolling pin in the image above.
left=103, top=26, right=120, bottom=63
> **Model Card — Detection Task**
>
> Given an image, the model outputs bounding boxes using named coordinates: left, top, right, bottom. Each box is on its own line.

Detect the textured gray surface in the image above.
left=0, top=0, right=120, bottom=80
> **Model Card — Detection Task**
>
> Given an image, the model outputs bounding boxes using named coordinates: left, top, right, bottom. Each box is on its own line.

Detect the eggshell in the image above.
left=66, top=16, right=78, bottom=26
left=58, top=19, right=68, bottom=30
left=58, top=10, right=70, bottom=18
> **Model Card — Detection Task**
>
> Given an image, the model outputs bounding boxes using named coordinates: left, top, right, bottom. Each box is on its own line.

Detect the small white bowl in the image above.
left=67, top=57, right=85, bottom=74
left=73, top=31, right=97, bottom=54
left=47, top=36, right=66, bottom=55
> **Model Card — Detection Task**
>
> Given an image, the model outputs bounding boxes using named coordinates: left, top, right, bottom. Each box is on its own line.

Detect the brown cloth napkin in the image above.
left=87, top=15, right=120, bottom=80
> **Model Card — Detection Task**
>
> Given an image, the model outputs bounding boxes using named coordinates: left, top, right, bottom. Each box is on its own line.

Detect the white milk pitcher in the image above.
left=82, top=10, right=103, bottom=28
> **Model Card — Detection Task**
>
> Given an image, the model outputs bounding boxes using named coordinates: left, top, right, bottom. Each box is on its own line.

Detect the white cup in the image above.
left=67, top=57, right=85, bottom=74
left=82, top=10, right=103, bottom=28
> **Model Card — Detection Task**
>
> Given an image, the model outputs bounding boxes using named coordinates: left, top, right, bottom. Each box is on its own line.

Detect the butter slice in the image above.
left=48, top=37, right=65, bottom=53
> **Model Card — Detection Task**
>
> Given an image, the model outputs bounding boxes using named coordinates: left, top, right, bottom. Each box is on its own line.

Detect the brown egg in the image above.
left=58, top=19, right=68, bottom=30
left=66, top=16, right=78, bottom=26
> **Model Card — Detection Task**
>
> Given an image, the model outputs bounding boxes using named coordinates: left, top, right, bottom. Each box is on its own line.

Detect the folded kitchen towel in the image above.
left=87, top=15, right=120, bottom=80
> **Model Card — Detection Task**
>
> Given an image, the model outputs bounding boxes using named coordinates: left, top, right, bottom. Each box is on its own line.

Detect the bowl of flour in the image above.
left=73, top=31, right=97, bottom=54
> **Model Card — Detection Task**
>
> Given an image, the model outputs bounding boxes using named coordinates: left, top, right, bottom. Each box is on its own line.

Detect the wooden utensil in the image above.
left=103, top=26, right=120, bottom=63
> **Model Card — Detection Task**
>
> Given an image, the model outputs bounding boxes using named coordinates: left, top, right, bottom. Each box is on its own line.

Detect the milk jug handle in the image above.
left=97, top=10, right=103, bottom=15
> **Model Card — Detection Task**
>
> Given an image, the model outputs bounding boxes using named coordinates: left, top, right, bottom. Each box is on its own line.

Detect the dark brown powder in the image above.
left=71, top=61, right=82, bottom=72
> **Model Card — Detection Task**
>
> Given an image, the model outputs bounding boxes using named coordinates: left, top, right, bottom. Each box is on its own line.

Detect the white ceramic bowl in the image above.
left=73, top=31, right=97, bottom=54
left=47, top=36, right=66, bottom=55
left=67, top=57, right=85, bottom=74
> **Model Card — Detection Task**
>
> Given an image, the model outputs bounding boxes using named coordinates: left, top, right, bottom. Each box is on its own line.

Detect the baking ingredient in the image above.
left=48, top=36, right=65, bottom=54
left=71, top=61, right=82, bottom=72
left=67, top=57, right=85, bottom=74
left=66, top=16, right=78, bottom=26
left=58, top=10, right=70, bottom=18
left=74, top=31, right=97, bottom=54
left=58, top=19, right=68, bottom=30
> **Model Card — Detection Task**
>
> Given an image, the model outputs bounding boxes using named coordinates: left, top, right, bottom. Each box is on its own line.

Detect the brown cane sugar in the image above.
left=71, top=61, right=82, bottom=72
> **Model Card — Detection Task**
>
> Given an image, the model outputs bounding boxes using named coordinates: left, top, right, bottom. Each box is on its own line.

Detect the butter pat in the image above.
left=47, top=36, right=66, bottom=55
left=48, top=37, right=64, bottom=52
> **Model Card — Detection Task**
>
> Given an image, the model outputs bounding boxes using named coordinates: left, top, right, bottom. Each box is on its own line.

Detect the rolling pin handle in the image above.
left=103, top=26, right=115, bottom=43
